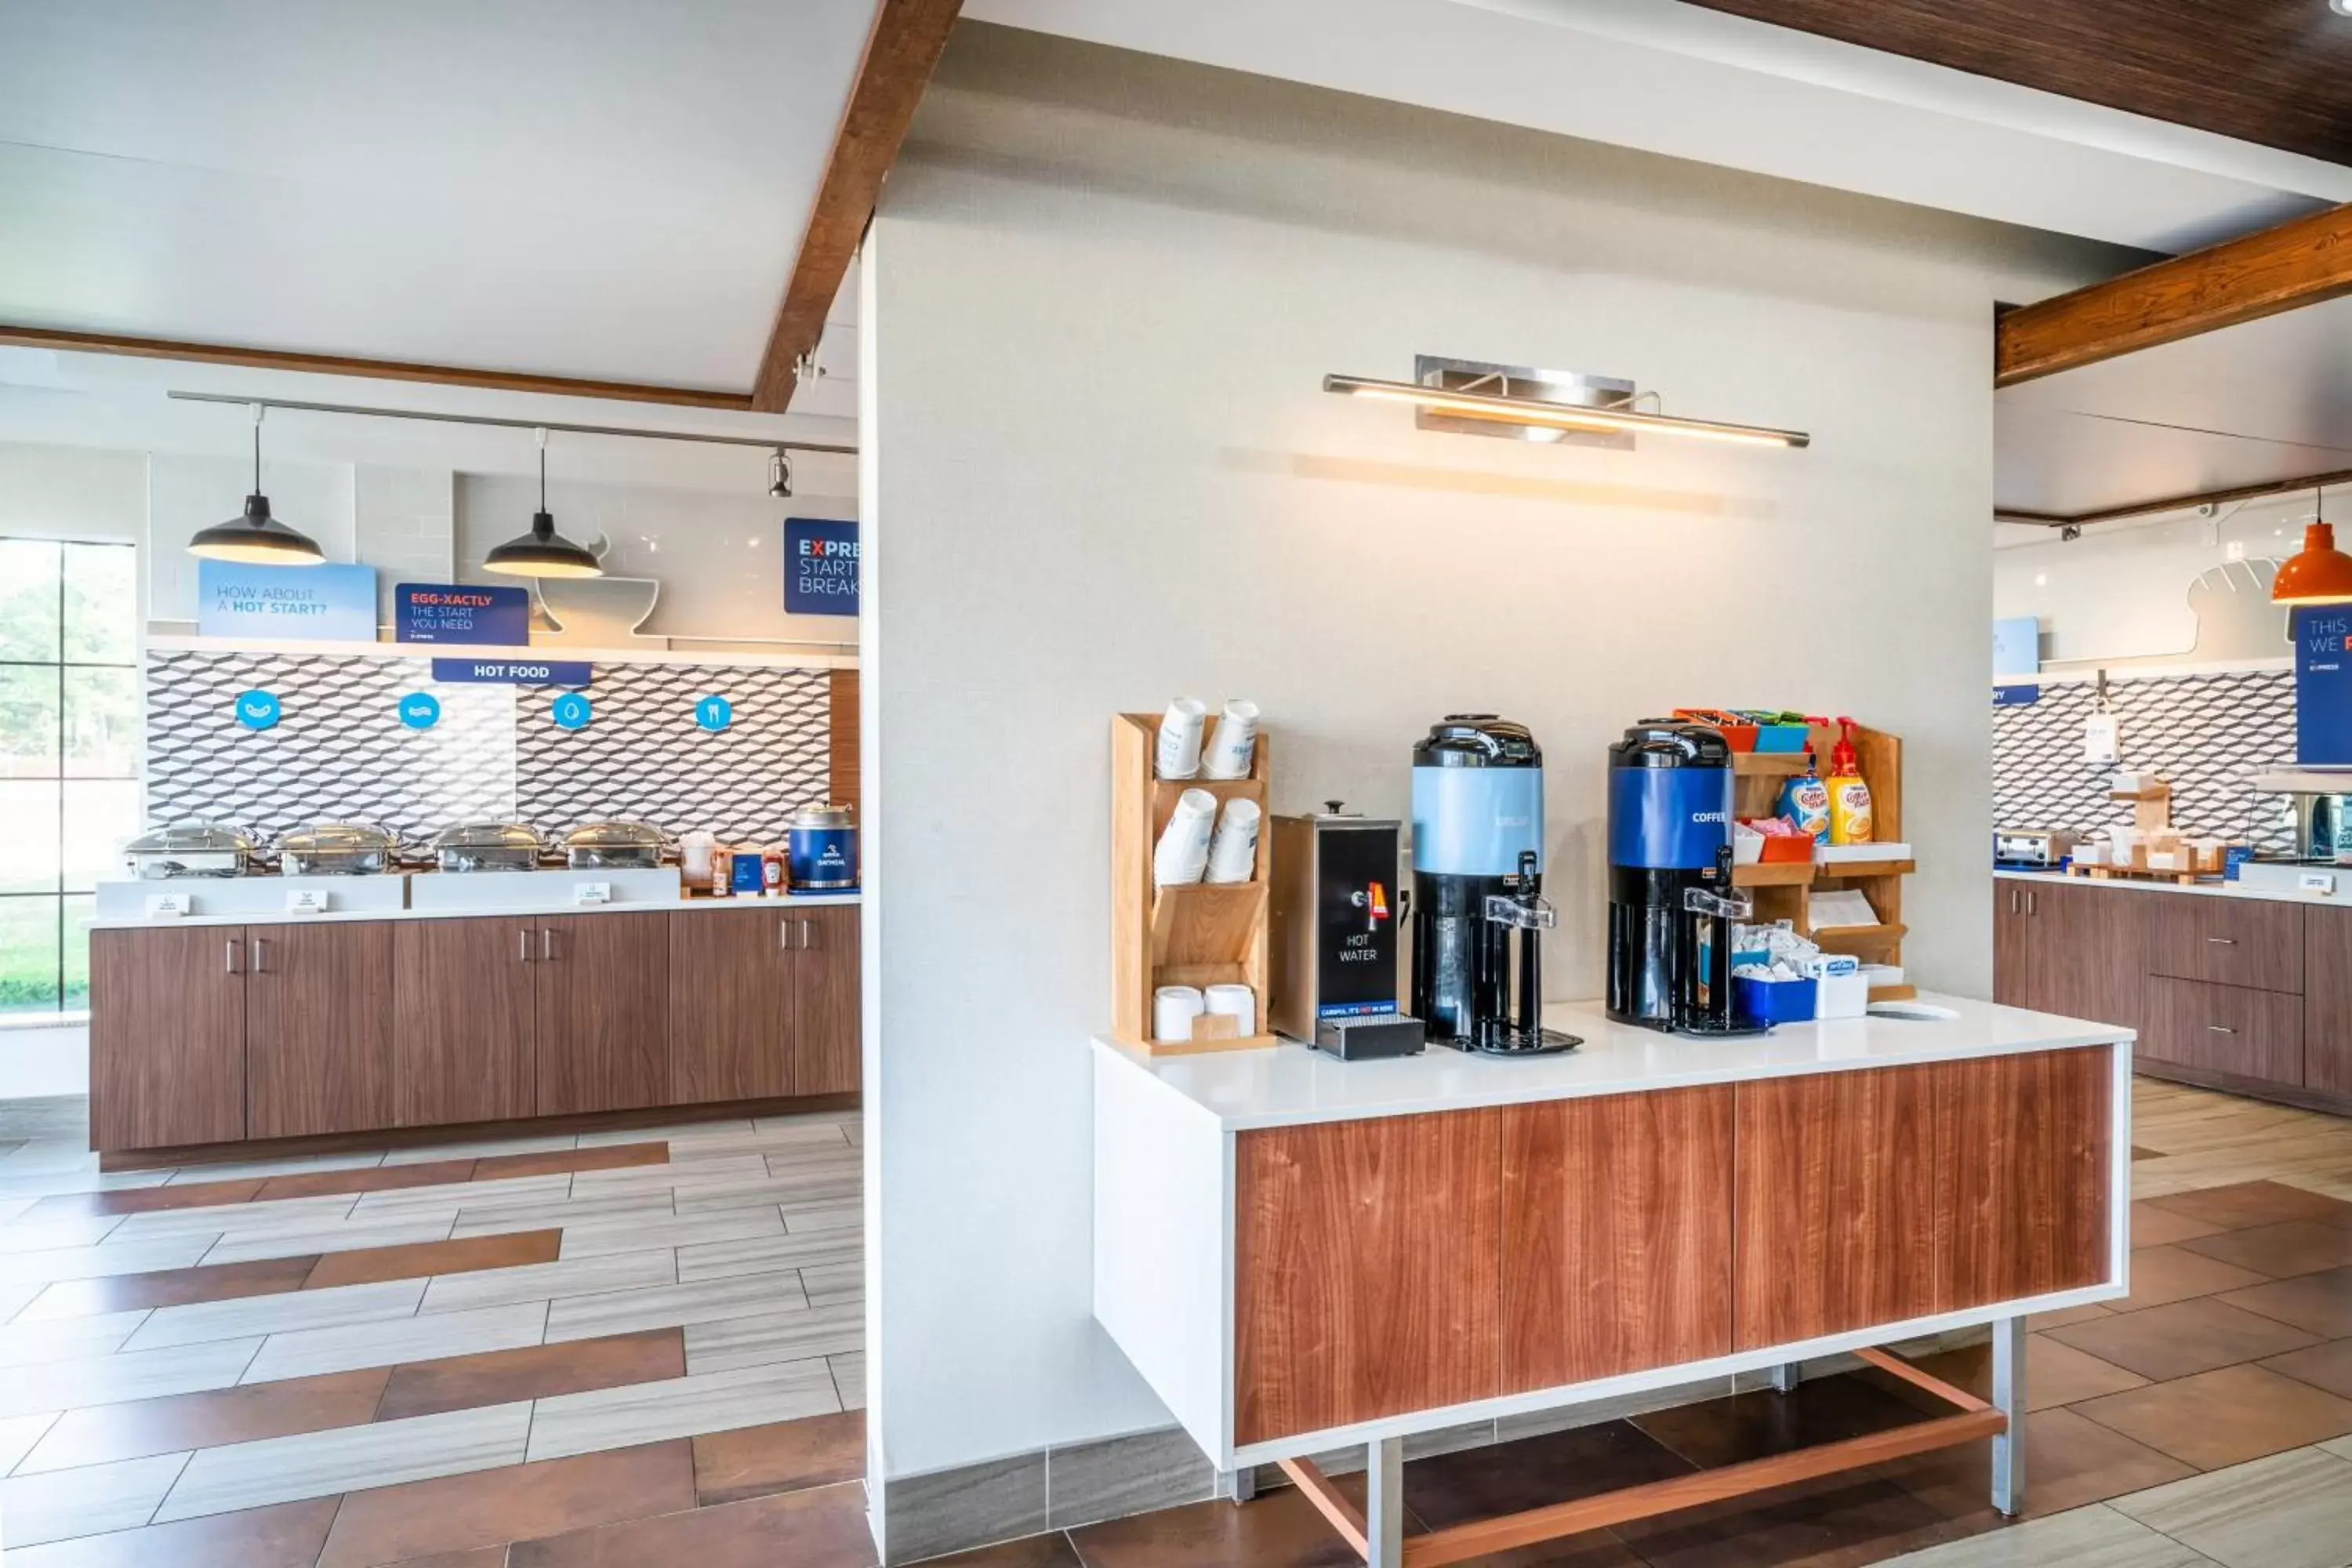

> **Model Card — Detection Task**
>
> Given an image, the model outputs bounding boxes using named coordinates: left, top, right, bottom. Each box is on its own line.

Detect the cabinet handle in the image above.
left=542, top=927, right=556, bottom=962
left=519, top=929, right=534, bottom=963
left=2026, top=890, right=2037, bottom=916
left=800, top=918, right=815, bottom=950
left=250, top=938, right=267, bottom=974
left=780, top=918, right=791, bottom=951
left=225, top=938, right=242, bottom=975
left=2009, top=888, right=2020, bottom=914
left=2207, top=1025, right=2238, bottom=1034
left=2207, top=937, right=2238, bottom=946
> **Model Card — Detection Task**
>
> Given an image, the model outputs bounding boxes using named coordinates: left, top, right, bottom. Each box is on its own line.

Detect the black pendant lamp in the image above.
left=484, top=428, right=603, bottom=579
left=187, top=404, right=325, bottom=565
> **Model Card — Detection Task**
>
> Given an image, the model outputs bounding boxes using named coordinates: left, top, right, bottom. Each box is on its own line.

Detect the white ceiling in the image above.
left=1995, top=300, right=2352, bottom=519
left=967, top=0, right=2352, bottom=255
left=0, top=0, right=877, bottom=397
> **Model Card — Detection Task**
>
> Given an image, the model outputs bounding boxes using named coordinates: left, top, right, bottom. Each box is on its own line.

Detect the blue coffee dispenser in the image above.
left=1409, top=716, right=1578, bottom=1055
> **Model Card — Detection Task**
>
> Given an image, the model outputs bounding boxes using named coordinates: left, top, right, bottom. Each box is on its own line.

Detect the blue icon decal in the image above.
left=235, top=689, right=281, bottom=731
left=695, top=695, right=733, bottom=732
left=397, top=692, right=441, bottom=730
left=550, top=691, right=593, bottom=731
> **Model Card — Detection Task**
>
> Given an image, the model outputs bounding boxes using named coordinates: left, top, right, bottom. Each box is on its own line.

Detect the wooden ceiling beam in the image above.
left=0, top=324, right=760, bottom=411
left=749, top=0, right=964, bottom=413
left=1995, top=201, right=2352, bottom=387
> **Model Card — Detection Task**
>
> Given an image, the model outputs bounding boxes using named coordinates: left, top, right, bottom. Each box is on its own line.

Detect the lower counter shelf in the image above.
left=89, top=902, right=861, bottom=1163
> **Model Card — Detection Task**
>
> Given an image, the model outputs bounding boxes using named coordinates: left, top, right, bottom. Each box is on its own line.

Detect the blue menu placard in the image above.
left=785, top=518, right=859, bottom=617
left=2297, top=607, right=2352, bottom=765
left=198, top=561, right=379, bottom=641
left=430, top=659, right=592, bottom=688
left=394, top=583, right=530, bottom=644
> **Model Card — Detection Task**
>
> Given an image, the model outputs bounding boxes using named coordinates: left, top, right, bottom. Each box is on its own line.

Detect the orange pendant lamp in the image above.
left=2274, top=488, right=2352, bottom=606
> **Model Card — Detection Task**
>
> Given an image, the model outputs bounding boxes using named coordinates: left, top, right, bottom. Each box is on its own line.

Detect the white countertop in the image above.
left=89, top=888, right=859, bottom=931
left=1995, top=867, right=2347, bottom=908
left=1094, top=993, right=2129, bottom=1131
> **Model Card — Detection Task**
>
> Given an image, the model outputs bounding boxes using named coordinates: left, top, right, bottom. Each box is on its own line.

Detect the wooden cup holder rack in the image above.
left=1112, top=712, right=1277, bottom=1055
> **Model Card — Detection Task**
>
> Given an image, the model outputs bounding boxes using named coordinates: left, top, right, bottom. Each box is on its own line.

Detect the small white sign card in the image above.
left=286, top=887, right=332, bottom=915
left=144, top=893, right=191, bottom=919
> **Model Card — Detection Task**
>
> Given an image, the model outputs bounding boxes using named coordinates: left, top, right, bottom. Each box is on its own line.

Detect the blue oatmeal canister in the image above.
left=788, top=804, right=859, bottom=891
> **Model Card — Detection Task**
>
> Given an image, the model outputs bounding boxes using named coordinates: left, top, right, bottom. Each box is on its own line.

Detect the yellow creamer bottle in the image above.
left=1826, top=716, right=1875, bottom=846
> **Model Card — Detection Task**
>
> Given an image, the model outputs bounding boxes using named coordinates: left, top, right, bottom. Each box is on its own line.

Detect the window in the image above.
left=1, top=539, right=138, bottom=1015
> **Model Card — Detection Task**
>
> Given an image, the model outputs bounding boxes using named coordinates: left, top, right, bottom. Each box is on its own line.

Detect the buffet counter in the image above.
left=1994, top=868, right=2352, bottom=1115
left=1093, top=996, right=2130, bottom=1564
left=1996, top=866, right=2350, bottom=907
left=88, top=890, right=863, bottom=1166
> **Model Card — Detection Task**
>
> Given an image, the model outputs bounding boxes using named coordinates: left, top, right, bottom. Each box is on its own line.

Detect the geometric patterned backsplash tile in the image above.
left=1991, top=667, right=2299, bottom=856
left=147, top=650, right=832, bottom=848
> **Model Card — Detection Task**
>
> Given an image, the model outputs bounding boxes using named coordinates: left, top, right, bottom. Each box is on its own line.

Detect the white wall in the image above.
left=0, top=443, right=145, bottom=543
left=862, top=27, right=2135, bottom=1490
left=1993, top=489, right=2321, bottom=668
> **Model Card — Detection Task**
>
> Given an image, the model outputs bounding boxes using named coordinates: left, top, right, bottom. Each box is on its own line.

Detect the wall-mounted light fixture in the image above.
left=1323, top=357, right=1809, bottom=450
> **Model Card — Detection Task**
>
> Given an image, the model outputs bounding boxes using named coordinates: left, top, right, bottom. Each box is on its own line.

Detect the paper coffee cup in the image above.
left=1204, top=983, right=1255, bottom=1037
left=1153, top=787, right=1217, bottom=887
left=1205, top=797, right=1261, bottom=884
left=1155, top=699, right=1208, bottom=779
left=1154, top=985, right=1206, bottom=1043
left=1200, top=699, right=1259, bottom=780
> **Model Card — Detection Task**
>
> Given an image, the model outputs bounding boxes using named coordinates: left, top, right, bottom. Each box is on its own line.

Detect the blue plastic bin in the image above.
left=1733, top=975, right=1817, bottom=1025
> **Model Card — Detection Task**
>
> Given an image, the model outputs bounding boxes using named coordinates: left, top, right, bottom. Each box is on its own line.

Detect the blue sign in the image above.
left=785, top=518, right=859, bottom=618
left=234, top=689, right=281, bottom=731
left=550, top=691, right=593, bottom=731
left=1994, top=684, right=2042, bottom=707
left=397, top=692, right=441, bottom=730
left=1992, top=615, right=2040, bottom=680
left=199, top=561, right=379, bottom=641
left=695, top=695, right=733, bottom=732
left=394, top=583, right=530, bottom=644
left=430, top=659, right=592, bottom=687
left=2296, top=608, right=2352, bottom=765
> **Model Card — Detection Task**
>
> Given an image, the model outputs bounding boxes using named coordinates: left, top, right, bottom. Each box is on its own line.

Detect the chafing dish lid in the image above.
left=430, top=822, right=545, bottom=851
left=278, top=821, right=397, bottom=855
left=125, top=820, right=254, bottom=855
left=563, top=820, right=665, bottom=851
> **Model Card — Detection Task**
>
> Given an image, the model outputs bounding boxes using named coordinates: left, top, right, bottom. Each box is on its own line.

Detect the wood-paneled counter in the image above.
left=88, top=895, right=858, bottom=1164
left=1093, top=997, right=2129, bottom=1563
left=1995, top=870, right=2352, bottom=1112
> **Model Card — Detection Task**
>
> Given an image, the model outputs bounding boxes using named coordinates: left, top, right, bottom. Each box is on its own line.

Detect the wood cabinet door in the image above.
left=2310, top=906, right=2352, bottom=1098
left=535, top=913, right=670, bottom=1116
left=1936, top=1047, right=2114, bottom=1312
left=669, top=906, right=794, bottom=1103
left=392, top=918, right=535, bottom=1127
left=1733, top=1065, right=1937, bottom=1348
left=1235, top=1109, right=1502, bottom=1445
left=247, top=922, right=394, bottom=1139
left=1992, top=883, right=2035, bottom=1007
left=2031, top=881, right=2147, bottom=1029
left=2144, top=891, right=2304, bottom=993
left=792, top=907, right=860, bottom=1096
left=2140, top=975, right=2305, bottom=1085
left=1501, top=1087, right=1733, bottom=1392
left=89, top=926, right=249, bottom=1152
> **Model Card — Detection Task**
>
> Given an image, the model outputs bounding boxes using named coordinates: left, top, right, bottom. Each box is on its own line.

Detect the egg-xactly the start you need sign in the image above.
left=784, top=518, right=858, bottom=618
left=198, top=561, right=380, bottom=641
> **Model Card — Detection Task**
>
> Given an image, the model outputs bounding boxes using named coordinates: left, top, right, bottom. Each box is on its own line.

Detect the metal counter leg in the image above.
left=1771, top=1362, right=1802, bottom=1394
left=1224, top=1465, right=1256, bottom=1504
left=1991, top=1316, right=2027, bottom=1517
left=1367, top=1436, right=1406, bottom=1567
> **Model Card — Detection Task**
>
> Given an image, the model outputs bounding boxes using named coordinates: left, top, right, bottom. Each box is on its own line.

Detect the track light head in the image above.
left=768, top=450, right=793, bottom=500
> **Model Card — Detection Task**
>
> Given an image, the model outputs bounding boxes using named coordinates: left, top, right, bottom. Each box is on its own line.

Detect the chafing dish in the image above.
left=429, top=821, right=546, bottom=874
left=124, top=821, right=257, bottom=880
left=278, top=821, right=399, bottom=877
left=564, top=820, right=668, bottom=871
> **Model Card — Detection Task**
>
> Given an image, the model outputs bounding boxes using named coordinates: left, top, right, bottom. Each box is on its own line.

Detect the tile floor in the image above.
left=4, top=1075, right=2352, bottom=1565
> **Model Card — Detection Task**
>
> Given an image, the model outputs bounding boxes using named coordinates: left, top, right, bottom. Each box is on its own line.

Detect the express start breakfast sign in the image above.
left=785, top=518, right=859, bottom=618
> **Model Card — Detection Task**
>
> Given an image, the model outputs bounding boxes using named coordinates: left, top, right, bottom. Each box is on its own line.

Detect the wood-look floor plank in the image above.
left=303, top=1229, right=564, bottom=1290
left=314, top=1439, right=696, bottom=1568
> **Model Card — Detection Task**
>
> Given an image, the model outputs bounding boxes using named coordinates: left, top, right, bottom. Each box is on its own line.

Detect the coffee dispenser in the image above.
left=1410, top=717, right=1579, bottom=1055
left=1605, top=721, right=1762, bottom=1035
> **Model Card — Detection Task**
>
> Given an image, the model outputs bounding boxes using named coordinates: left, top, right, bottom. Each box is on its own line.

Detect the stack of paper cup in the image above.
left=1153, top=788, right=1217, bottom=887
left=1205, top=797, right=1261, bottom=884
left=1200, top=699, right=1260, bottom=779
left=1154, top=699, right=1208, bottom=780
left=1204, top=984, right=1256, bottom=1037
left=1154, top=985, right=1206, bottom=1043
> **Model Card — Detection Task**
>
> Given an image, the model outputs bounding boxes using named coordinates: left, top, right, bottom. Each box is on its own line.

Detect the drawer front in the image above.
left=2142, top=976, right=2304, bottom=1085
left=2146, top=896, right=2303, bottom=993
